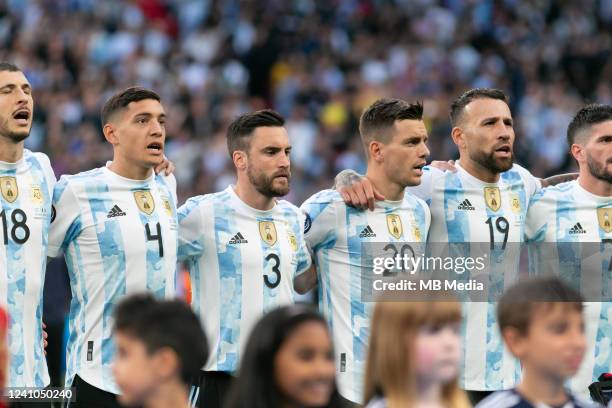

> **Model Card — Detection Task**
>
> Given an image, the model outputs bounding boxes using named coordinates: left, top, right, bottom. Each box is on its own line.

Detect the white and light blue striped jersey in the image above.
left=0, top=149, right=54, bottom=387
left=525, top=180, right=612, bottom=397
left=47, top=165, right=178, bottom=394
left=301, top=189, right=430, bottom=403
left=409, top=161, right=541, bottom=391
left=178, top=185, right=311, bottom=373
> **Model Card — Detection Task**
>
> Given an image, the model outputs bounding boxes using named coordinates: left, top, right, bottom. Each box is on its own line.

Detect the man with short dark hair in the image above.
left=0, top=61, right=55, bottom=407
left=525, top=104, right=612, bottom=396
left=336, top=89, right=545, bottom=403
left=48, top=86, right=178, bottom=407
left=299, top=98, right=431, bottom=404
left=113, top=294, right=208, bottom=408
left=177, top=109, right=312, bottom=408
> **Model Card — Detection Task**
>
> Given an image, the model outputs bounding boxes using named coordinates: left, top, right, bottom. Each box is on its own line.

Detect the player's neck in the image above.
left=458, top=157, right=500, bottom=183
left=234, top=178, right=276, bottom=211
left=516, top=367, right=569, bottom=407
left=577, top=172, right=612, bottom=197
left=144, top=381, right=190, bottom=408
left=366, top=167, right=405, bottom=201
left=108, top=158, right=153, bottom=180
left=0, top=135, right=24, bottom=163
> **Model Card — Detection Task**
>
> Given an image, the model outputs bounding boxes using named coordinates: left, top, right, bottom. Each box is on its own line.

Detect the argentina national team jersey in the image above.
left=177, top=185, right=311, bottom=373
left=408, top=162, right=541, bottom=391
left=47, top=165, right=178, bottom=394
left=301, top=189, right=430, bottom=403
left=525, top=180, right=612, bottom=396
left=0, top=149, right=54, bottom=387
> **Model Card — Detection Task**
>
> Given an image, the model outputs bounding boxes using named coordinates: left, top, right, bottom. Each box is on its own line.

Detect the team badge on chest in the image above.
left=597, top=207, right=612, bottom=233
left=386, top=214, right=403, bottom=239
left=0, top=177, right=18, bottom=203
left=133, top=190, right=155, bottom=215
left=259, top=221, right=277, bottom=246
left=484, top=187, right=501, bottom=212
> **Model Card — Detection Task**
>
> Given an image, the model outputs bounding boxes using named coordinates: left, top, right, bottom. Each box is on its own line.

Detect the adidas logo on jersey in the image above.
left=359, top=225, right=376, bottom=238
left=457, top=199, right=475, bottom=211
left=229, top=232, right=248, bottom=244
left=569, top=223, right=587, bottom=234
left=107, top=205, right=126, bottom=218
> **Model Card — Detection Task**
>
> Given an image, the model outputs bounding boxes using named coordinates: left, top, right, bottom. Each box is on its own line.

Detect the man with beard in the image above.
left=177, top=109, right=312, bottom=408
left=525, top=104, right=612, bottom=398
left=336, top=89, right=549, bottom=403
left=0, top=62, right=54, bottom=407
left=297, top=98, right=431, bottom=405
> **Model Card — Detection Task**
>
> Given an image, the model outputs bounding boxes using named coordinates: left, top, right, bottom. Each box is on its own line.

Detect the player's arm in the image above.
left=294, top=264, right=317, bottom=294
left=539, top=173, right=578, bottom=187
left=334, top=169, right=385, bottom=210
left=334, top=163, right=438, bottom=210
left=296, top=194, right=337, bottom=293
left=177, top=197, right=206, bottom=262
left=48, top=178, right=82, bottom=259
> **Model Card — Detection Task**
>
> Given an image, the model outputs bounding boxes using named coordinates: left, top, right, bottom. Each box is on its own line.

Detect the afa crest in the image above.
left=259, top=221, right=277, bottom=246
left=386, top=214, right=403, bottom=239
left=162, top=197, right=173, bottom=216
left=510, top=195, right=521, bottom=213
left=484, top=187, right=501, bottom=212
left=31, top=185, right=43, bottom=205
left=0, top=177, right=18, bottom=203
left=598, top=207, right=612, bottom=233
left=133, top=190, right=155, bottom=215
left=288, top=232, right=298, bottom=252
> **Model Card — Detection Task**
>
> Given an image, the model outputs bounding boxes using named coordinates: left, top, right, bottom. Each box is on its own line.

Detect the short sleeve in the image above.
left=300, top=191, right=338, bottom=254
left=294, top=210, right=313, bottom=275
left=177, top=197, right=205, bottom=261
left=48, top=177, right=82, bottom=257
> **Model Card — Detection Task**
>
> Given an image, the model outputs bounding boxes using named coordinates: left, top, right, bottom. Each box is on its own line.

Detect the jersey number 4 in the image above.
left=1, top=209, right=30, bottom=245
left=145, top=222, right=164, bottom=257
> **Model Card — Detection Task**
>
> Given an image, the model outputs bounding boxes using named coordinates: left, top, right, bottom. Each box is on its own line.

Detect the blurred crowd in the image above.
left=0, top=0, right=610, bottom=205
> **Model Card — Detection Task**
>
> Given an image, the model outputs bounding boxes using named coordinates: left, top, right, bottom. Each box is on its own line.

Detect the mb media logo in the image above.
left=569, top=223, right=587, bottom=234
left=107, top=205, right=126, bottom=218
left=229, top=232, right=248, bottom=244
left=457, top=199, right=475, bottom=211
left=359, top=225, right=376, bottom=238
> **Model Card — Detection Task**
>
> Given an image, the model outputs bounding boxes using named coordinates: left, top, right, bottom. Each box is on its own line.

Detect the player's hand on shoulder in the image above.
left=337, top=174, right=385, bottom=211
left=429, top=159, right=457, bottom=172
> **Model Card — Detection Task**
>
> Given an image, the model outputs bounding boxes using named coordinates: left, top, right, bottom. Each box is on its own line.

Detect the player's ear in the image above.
left=369, top=140, right=383, bottom=162
left=451, top=127, right=466, bottom=150
left=103, top=124, right=119, bottom=146
left=233, top=150, right=247, bottom=171
left=570, top=144, right=585, bottom=163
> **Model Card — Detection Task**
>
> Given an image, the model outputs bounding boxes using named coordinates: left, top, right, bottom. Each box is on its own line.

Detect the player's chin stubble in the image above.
left=248, top=169, right=291, bottom=198
left=587, top=154, right=612, bottom=184
left=470, top=148, right=513, bottom=174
